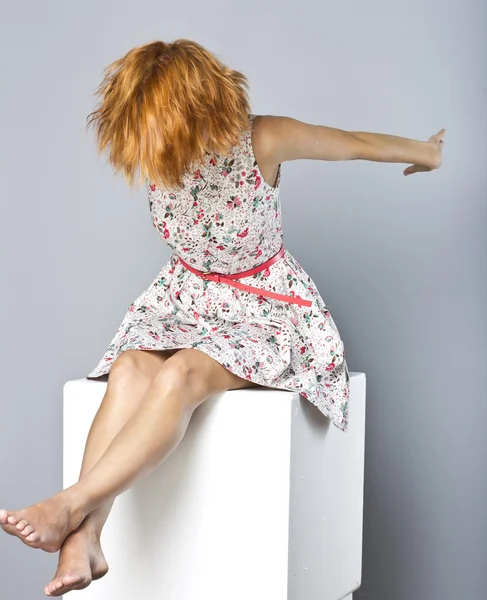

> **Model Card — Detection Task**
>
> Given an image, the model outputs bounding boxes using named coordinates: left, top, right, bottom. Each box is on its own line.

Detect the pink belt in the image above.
left=178, top=245, right=312, bottom=307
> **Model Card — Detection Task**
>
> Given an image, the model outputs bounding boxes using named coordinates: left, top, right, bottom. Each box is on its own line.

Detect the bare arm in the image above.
left=256, top=115, right=445, bottom=175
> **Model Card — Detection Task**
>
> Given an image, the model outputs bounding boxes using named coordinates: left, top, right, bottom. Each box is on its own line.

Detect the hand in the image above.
left=403, top=128, right=445, bottom=176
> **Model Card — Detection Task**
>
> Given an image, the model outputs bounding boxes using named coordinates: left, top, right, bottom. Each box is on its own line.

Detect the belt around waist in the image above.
left=177, top=245, right=312, bottom=307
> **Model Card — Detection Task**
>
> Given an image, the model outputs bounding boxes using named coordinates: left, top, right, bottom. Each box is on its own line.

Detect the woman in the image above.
left=0, top=39, right=444, bottom=596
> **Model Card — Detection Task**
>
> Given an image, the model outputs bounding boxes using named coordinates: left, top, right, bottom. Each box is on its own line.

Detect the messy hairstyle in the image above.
left=86, top=39, right=251, bottom=191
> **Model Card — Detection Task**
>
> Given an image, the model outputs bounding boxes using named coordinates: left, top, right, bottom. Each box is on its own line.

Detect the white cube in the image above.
left=63, top=372, right=366, bottom=600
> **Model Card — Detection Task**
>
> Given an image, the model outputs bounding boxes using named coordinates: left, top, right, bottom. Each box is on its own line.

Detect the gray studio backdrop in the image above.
left=1, top=2, right=486, bottom=599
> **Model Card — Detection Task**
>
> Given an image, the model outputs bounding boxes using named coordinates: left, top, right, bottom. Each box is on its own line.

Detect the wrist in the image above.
left=425, top=141, right=441, bottom=170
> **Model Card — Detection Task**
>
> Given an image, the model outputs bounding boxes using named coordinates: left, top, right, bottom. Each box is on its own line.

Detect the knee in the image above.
left=151, top=351, right=211, bottom=405
left=108, top=349, right=153, bottom=388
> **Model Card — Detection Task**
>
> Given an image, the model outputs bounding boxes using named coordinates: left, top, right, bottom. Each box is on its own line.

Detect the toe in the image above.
left=22, top=525, right=35, bottom=536
left=0, top=522, right=16, bottom=536
left=26, top=531, right=39, bottom=543
left=49, top=574, right=80, bottom=596
left=16, top=519, right=29, bottom=531
left=7, top=514, right=19, bottom=525
left=0, top=509, right=8, bottom=524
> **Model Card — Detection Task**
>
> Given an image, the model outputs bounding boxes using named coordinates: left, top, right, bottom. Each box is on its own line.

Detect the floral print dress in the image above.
left=86, top=114, right=351, bottom=432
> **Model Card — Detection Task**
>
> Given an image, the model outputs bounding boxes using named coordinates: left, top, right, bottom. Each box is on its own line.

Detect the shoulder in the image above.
left=248, top=114, right=281, bottom=169
left=248, top=114, right=275, bottom=158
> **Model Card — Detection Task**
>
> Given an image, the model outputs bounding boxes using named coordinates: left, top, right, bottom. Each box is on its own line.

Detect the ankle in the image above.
left=62, top=486, right=91, bottom=529
left=69, top=523, right=101, bottom=545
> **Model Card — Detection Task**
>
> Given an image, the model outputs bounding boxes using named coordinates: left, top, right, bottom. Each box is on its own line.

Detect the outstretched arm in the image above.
left=257, top=115, right=445, bottom=176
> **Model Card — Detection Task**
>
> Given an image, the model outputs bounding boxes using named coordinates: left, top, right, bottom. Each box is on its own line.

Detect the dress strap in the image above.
left=244, top=114, right=255, bottom=155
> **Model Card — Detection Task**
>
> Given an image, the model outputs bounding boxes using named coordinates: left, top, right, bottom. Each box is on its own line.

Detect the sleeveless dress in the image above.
left=86, top=114, right=351, bottom=432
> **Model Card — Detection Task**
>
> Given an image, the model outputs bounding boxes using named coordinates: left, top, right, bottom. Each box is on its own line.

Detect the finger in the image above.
left=428, top=131, right=443, bottom=145
left=433, top=128, right=446, bottom=142
left=404, top=164, right=430, bottom=176
left=404, top=165, right=420, bottom=175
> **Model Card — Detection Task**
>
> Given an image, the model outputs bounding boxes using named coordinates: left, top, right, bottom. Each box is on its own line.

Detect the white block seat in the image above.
left=63, top=371, right=366, bottom=600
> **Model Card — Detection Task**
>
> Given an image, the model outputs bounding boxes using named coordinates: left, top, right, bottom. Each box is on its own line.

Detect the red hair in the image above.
left=86, top=39, right=251, bottom=191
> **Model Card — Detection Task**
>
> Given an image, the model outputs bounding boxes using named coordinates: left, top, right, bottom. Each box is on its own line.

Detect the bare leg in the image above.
left=0, top=348, right=259, bottom=554
left=44, top=348, right=179, bottom=596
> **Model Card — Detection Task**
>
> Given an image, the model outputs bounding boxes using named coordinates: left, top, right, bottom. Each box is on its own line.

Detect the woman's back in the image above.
left=146, top=114, right=283, bottom=274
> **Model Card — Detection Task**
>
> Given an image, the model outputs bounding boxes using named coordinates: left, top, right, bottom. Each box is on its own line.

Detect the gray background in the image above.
left=1, top=1, right=485, bottom=599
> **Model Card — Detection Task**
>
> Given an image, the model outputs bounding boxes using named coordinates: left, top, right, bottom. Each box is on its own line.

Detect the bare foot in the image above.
left=0, top=491, right=85, bottom=552
left=44, top=530, right=108, bottom=596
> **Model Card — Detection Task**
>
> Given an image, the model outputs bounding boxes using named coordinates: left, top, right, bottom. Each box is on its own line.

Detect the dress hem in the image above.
left=85, top=344, right=349, bottom=433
